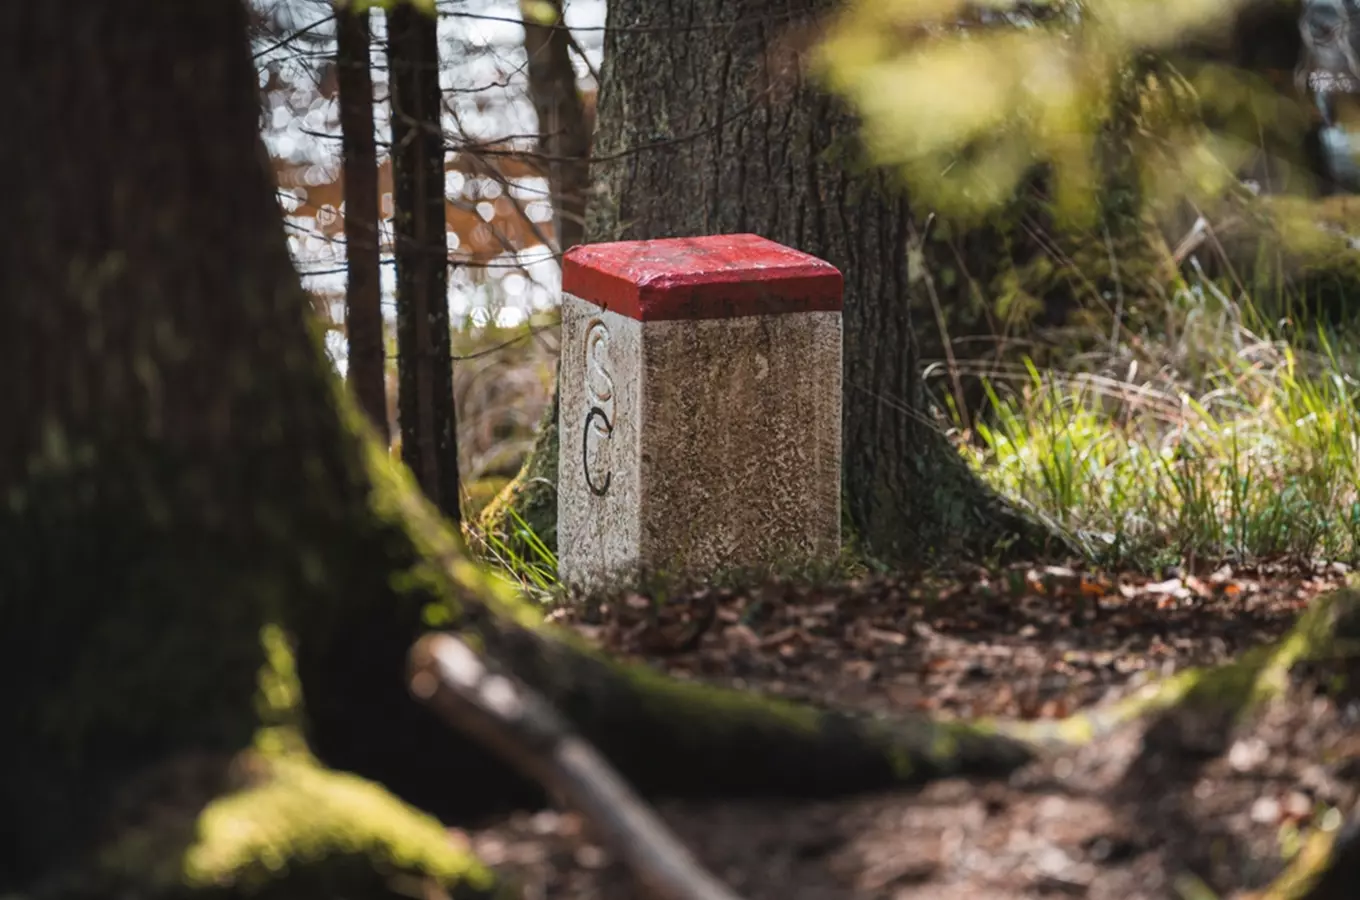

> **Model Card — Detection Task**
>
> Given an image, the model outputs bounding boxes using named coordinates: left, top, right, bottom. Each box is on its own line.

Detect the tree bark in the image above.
left=578, top=0, right=1058, bottom=564
left=0, top=0, right=481, bottom=890
left=474, top=1, right=592, bottom=554
left=388, top=1, right=460, bottom=521
left=337, top=1, right=389, bottom=441
left=521, top=0, right=593, bottom=255
left=0, top=1, right=1032, bottom=893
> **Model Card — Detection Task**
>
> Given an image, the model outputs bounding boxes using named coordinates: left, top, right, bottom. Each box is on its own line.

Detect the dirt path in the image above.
left=460, top=563, right=1360, bottom=899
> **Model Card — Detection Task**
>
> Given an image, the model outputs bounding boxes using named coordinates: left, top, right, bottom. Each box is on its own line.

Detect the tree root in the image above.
left=14, top=750, right=499, bottom=900
left=371, top=438, right=1038, bottom=808
left=1244, top=810, right=1360, bottom=900
left=996, top=587, right=1360, bottom=751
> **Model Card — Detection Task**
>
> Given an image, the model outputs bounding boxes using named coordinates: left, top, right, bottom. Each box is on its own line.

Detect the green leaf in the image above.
left=339, top=0, right=436, bottom=13
left=520, top=0, right=560, bottom=26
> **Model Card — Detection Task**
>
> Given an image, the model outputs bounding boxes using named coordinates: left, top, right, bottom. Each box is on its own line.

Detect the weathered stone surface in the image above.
left=558, top=234, right=843, bottom=588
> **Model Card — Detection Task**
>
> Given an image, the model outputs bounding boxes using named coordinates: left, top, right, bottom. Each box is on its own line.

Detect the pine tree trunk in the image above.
left=388, top=1, right=460, bottom=521
left=337, top=1, right=389, bottom=441
left=0, top=1, right=1031, bottom=892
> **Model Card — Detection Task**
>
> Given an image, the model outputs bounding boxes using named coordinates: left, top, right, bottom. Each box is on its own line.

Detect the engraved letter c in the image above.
left=583, top=406, right=613, bottom=496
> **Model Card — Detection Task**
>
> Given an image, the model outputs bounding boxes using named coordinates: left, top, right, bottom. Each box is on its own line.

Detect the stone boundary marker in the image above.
left=558, top=233, right=843, bottom=589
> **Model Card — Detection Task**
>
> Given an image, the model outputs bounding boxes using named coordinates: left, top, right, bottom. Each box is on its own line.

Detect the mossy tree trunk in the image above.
left=488, top=0, right=1063, bottom=566
left=0, top=0, right=487, bottom=888
left=0, top=1, right=1031, bottom=894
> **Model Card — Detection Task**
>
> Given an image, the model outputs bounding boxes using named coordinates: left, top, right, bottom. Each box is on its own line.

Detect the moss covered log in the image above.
left=0, top=2, right=1042, bottom=897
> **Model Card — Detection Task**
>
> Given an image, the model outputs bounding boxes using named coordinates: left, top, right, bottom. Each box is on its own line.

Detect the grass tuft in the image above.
left=466, top=504, right=561, bottom=598
left=951, top=274, right=1360, bottom=569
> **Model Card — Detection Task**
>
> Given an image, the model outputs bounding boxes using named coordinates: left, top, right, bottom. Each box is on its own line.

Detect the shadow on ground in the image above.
left=461, top=563, right=1360, bottom=898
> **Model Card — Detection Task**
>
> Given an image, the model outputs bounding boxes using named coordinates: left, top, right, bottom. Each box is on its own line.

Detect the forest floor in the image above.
left=458, top=562, right=1360, bottom=899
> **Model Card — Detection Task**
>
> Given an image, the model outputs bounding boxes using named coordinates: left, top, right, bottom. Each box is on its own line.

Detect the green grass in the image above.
left=951, top=276, right=1360, bottom=569
left=465, top=504, right=561, bottom=597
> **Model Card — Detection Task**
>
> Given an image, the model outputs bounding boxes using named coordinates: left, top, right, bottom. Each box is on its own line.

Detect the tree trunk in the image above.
left=522, top=0, right=593, bottom=255
left=0, top=0, right=486, bottom=891
left=337, top=1, right=389, bottom=441
left=0, top=1, right=1031, bottom=893
left=490, top=0, right=1059, bottom=566
left=388, top=1, right=460, bottom=521
left=474, top=1, right=593, bottom=555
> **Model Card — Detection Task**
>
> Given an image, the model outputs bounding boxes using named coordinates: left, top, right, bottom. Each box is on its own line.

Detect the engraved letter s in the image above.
left=583, top=321, right=614, bottom=497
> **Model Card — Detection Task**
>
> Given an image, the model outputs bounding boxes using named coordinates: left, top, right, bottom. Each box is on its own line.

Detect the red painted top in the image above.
left=561, top=233, right=843, bottom=321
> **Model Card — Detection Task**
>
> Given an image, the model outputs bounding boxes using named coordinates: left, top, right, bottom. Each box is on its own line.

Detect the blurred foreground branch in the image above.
left=410, top=633, right=746, bottom=900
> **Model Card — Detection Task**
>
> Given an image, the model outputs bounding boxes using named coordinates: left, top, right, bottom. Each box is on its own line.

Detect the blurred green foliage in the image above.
left=814, top=0, right=1306, bottom=222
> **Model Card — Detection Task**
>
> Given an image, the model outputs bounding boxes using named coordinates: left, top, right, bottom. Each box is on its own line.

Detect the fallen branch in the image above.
left=409, top=633, right=746, bottom=900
